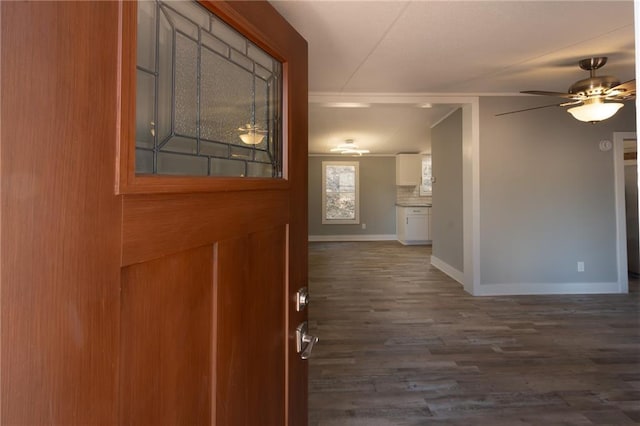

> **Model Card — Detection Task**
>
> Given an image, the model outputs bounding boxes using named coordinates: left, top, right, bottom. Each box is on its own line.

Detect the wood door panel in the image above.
left=119, top=245, right=213, bottom=425
left=1, top=1, right=122, bottom=423
left=215, top=226, right=286, bottom=425
left=122, top=190, right=289, bottom=266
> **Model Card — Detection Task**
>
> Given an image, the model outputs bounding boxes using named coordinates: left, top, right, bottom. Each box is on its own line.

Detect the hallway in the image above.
left=308, top=241, right=640, bottom=425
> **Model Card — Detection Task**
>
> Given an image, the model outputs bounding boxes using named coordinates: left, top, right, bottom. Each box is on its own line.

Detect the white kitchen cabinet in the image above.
left=396, top=206, right=431, bottom=245
left=396, top=154, right=421, bottom=186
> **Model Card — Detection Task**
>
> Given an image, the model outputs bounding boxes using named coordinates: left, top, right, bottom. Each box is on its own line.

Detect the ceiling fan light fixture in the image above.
left=500, top=57, right=635, bottom=120
left=239, top=131, right=265, bottom=145
left=238, top=124, right=266, bottom=145
left=567, top=100, right=624, bottom=123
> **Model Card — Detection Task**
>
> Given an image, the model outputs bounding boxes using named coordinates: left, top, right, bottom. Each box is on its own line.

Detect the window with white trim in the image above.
left=322, top=161, right=359, bottom=224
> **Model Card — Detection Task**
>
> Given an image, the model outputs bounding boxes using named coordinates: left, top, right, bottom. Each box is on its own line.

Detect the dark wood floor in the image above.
left=308, top=241, right=640, bottom=425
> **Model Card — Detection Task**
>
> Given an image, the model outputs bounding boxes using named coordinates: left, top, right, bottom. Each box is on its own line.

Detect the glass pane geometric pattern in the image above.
left=323, top=162, right=359, bottom=224
left=135, top=0, right=283, bottom=178
left=420, top=155, right=432, bottom=195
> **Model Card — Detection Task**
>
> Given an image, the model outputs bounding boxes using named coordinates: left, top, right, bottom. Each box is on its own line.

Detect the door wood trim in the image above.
left=121, top=190, right=289, bottom=266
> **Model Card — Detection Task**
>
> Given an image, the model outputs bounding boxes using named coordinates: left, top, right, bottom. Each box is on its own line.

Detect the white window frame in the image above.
left=322, top=161, right=360, bottom=225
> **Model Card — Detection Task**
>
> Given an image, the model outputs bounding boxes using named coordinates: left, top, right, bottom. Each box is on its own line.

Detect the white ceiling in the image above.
left=269, top=0, right=636, bottom=155
left=309, top=101, right=454, bottom=154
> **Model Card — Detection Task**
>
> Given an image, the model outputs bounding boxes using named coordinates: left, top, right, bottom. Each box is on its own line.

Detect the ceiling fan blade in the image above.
left=521, top=90, right=580, bottom=99
left=605, top=93, right=636, bottom=101
left=608, top=79, right=635, bottom=93
left=605, top=79, right=636, bottom=100
left=495, top=100, right=581, bottom=117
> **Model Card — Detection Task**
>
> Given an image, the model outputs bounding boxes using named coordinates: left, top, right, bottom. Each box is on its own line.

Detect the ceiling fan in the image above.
left=237, top=123, right=267, bottom=145
left=497, top=57, right=635, bottom=123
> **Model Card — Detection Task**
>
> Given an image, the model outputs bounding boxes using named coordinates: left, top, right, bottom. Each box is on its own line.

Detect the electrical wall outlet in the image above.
left=362, top=223, right=366, bottom=230
left=577, top=261, right=585, bottom=272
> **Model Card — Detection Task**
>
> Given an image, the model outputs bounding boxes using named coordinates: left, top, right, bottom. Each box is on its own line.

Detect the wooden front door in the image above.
left=1, top=1, right=308, bottom=424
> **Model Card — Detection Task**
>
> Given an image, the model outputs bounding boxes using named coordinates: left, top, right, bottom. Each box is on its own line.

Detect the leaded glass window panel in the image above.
left=135, top=0, right=283, bottom=178
left=420, top=155, right=432, bottom=196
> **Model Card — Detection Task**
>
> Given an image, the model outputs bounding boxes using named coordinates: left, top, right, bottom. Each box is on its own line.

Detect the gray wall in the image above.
left=432, top=108, right=464, bottom=272
left=308, top=156, right=396, bottom=236
left=479, top=96, right=636, bottom=285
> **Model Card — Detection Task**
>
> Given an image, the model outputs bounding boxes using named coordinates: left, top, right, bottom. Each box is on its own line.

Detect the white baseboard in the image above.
left=474, top=281, right=622, bottom=296
left=308, top=234, right=398, bottom=242
left=399, top=239, right=431, bottom=246
left=430, top=256, right=464, bottom=285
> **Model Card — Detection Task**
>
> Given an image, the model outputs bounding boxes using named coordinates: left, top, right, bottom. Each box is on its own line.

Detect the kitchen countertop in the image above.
left=396, top=203, right=432, bottom=207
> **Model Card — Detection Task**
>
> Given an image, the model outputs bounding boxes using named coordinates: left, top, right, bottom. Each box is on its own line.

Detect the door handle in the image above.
left=296, top=321, right=318, bottom=360
left=295, top=287, right=309, bottom=312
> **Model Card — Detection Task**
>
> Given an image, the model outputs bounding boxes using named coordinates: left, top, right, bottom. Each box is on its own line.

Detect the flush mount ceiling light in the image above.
left=330, top=139, right=370, bottom=156
left=238, top=124, right=267, bottom=145
left=322, top=102, right=371, bottom=108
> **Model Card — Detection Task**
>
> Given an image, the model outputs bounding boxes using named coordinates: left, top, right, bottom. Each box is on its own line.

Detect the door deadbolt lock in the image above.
left=296, top=321, right=318, bottom=360
left=295, top=287, right=309, bottom=311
